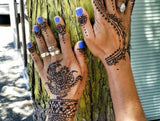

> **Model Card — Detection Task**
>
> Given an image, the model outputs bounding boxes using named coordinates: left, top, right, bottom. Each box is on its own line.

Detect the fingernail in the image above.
left=75, top=8, right=83, bottom=17
left=54, top=16, right=60, bottom=23
left=37, top=17, right=43, bottom=24
left=34, top=25, right=39, bottom=32
left=27, top=43, right=32, bottom=48
left=79, top=41, right=85, bottom=49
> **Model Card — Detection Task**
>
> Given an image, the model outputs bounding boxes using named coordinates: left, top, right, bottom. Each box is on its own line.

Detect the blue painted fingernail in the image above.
left=27, top=43, right=32, bottom=48
left=37, top=17, right=43, bottom=24
left=34, top=25, right=39, bottom=32
left=79, top=41, right=85, bottom=49
left=75, top=8, right=83, bottom=17
left=55, top=16, right=60, bottom=23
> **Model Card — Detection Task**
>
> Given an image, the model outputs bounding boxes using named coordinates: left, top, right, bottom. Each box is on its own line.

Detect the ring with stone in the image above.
left=48, top=46, right=55, bottom=52
left=120, top=3, right=126, bottom=13
left=41, top=52, right=50, bottom=58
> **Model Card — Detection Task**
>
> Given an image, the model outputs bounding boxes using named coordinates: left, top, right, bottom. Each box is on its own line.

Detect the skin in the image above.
left=28, top=17, right=87, bottom=121
left=28, top=0, right=146, bottom=121
left=76, top=0, right=146, bottom=121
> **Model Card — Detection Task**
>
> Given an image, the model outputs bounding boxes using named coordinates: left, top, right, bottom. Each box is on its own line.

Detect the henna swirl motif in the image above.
left=46, top=60, right=83, bottom=98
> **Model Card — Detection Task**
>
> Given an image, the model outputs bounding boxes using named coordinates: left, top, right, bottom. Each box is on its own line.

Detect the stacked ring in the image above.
left=41, top=52, right=50, bottom=58
left=48, top=46, right=55, bottom=52
left=50, top=49, right=60, bottom=56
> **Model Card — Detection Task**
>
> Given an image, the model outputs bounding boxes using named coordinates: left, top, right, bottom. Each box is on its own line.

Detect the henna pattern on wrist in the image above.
left=57, top=24, right=66, bottom=44
left=45, top=60, right=83, bottom=98
left=93, top=0, right=129, bottom=66
left=48, top=99, right=78, bottom=121
left=78, top=14, right=89, bottom=37
left=105, top=48, right=126, bottom=65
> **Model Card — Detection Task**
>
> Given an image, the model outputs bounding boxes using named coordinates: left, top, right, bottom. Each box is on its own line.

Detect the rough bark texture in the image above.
left=26, top=0, right=115, bottom=120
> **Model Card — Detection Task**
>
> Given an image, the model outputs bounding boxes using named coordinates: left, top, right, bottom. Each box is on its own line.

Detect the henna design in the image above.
left=47, top=99, right=78, bottom=121
left=111, top=0, right=115, bottom=11
left=105, top=48, right=126, bottom=65
left=77, top=48, right=86, bottom=55
left=93, top=0, right=129, bottom=66
left=28, top=47, right=34, bottom=53
left=57, top=24, right=66, bottom=43
left=34, top=31, right=42, bottom=39
left=78, top=14, right=87, bottom=26
left=40, top=21, right=48, bottom=37
left=46, top=60, right=83, bottom=98
left=78, top=14, right=89, bottom=37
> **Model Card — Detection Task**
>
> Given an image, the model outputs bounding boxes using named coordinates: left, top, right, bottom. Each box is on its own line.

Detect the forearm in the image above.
left=101, top=54, right=146, bottom=121
left=47, top=99, right=78, bottom=121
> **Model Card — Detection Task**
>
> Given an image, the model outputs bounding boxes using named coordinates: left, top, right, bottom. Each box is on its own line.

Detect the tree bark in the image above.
left=26, top=0, right=115, bottom=120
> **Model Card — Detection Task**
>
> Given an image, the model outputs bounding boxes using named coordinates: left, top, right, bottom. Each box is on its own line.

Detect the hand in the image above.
left=75, top=0, right=135, bottom=67
left=27, top=16, right=87, bottom=121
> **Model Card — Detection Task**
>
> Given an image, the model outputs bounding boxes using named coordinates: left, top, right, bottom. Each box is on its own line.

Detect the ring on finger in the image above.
left=120, top=3, right=126, bottom=13
left=48, top=45, right=55, bottom=52
left=41, top=52, right=50, bottom=58
left=50, top=49, right=60, bottom=56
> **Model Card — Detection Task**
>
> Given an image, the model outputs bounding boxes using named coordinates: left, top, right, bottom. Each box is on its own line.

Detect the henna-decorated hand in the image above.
left=76, top=0, right=135, bottom=67
left=27, top=16, right=87, bottom=121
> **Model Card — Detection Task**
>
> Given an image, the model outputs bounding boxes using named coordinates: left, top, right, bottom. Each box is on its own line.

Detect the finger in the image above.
left=116, top=0, right=123, bottom=8
left=105, top=0, right=116, bottom=14
left=37, top=16, right=57, bottom=48
left=54, top=16, right=74, bottom=58
left=74, top=41, right=87, bottom=78
left=27, top=42, right=43, bottom=71
left=75, top=7, right=94, bottom=45
left=74, top=41, right=88, bottom=94
left=126, top=0, right=135, bottom=16
left=92, top=0, right=107, bottom=19
left=33, top=25, right=50, bottom=63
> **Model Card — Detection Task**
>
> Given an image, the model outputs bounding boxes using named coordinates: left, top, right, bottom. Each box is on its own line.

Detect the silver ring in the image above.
left=41, top=52, right=50, bottom=58
left=48, top=46, right=55, bottom=52
left=120, top=3, right=126, bottom=13
left=55, top=49, right=60, bottom=55
left=50, top=49, right=60, bottom=56
left=50, top=51, right=55, bottom=56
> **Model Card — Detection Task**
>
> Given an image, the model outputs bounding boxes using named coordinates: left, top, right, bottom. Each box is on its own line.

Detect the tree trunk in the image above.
left=26, top=0, right=115, bottom=120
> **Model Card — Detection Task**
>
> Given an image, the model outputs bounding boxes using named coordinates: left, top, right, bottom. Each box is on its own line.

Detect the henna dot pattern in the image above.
left=78, top=15, right=89, bottom=37
left=57, top=24, right=66, bottom=43
left=46, top=60, right=83, bottom=98
left=48, top=99, right=78, bottom=121
left=93, top=0, right=129, bottom=66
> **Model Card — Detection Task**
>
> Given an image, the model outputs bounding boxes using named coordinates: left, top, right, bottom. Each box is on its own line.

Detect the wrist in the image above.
left=47, top=99, right=78, bottom=121
left=100, top=52, right=131, bottom=72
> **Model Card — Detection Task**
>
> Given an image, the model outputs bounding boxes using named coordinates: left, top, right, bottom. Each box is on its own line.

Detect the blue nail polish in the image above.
left=75, top=8, right=83, bottom=17
left=37, top=17, right=43, bottom=24
left=27, top=43, right=32, bottom=48
left=79, top=41, right=85, bottom=49
left=34, top=25, right=39, bottom=32
left=55, top=16, right=60, bottom=23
